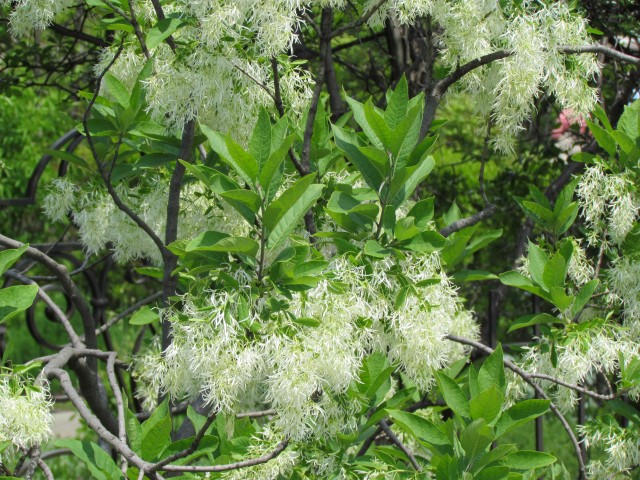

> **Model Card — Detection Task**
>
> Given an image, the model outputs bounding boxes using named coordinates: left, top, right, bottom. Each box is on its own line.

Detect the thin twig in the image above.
left=82, top=41, right=170, bottom=262
left=107, top=354, right=128, bottom=474
left=379, top=419, right=422, bottom=471
left=331, top=0, right=388, bottom=38
left=3, top=269, right=83, bottom=348
left=439, top=204, right=497, bottom=237
left=149, top=411, right=218, bottom=472
left=95, top=292, right=162, bottom=336
left=160, top=439, right=289, bottom=473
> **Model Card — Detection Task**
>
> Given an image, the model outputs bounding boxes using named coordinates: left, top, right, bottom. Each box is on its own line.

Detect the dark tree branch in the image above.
left=439, top=204, right=497, bottom=237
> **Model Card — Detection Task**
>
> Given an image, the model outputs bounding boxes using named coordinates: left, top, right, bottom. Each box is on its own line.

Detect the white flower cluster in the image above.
left=93, top=0, right=316, bottom=138
left=134, top=252, right=477, bottom=441
left=0, top=374, right=53, bottom=450
left=581, top=418, right=640, bottom=479
left=608, top=258, right=640, bottom=337
left=366, top=0, right=598, bottom=152
left=577, top=164, right=639, bottom=246
left=0, top=0, right=73, bottom=37
left=43, top=177, right=248, bottom=265
left=521, top=324, right=639, bottom=411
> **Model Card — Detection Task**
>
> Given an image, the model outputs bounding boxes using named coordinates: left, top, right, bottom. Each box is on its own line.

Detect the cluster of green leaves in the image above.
left=329, top=77, right=445, bottom=257
left=326, top=346, right=555, bottom=479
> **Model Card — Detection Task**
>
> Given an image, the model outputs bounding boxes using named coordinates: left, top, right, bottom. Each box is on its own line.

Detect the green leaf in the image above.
left=147, top=17, right=184, bottom=49
left=358, top=146, right=390, bottom=179
left=478, top=344, right=506, bottom=396
left=141, top=399, right=172, bottom=461
left=465, top=229, right=503, bottom=257
left=407, top=197, right=435, bottom=227
left=402, top=230, right=446, bottom=253
left=54, top=439, right=124, bottom=480
left=501, top=451, right=556, bottom=470
left=264, top=175, right=324, bottom=249
left=345, top=97, right=383, bottom=149
left=364, top=100, right=394, bottom=149
left=452, top=270, right=498, bottom=282
left=387, top=410, right=451, bottom=446
left=103, top=73, right=130, bottom=108
left=475, top=466, right=510, bottom=480
left=460, top=419, right=494, bottom=460
left=218, top=191, right=259, bottom=225
left=251, top=108, right=272, bottom=171
left=495, top=399, right=550, bottom=438
left=470, top=386, right=503, bottom=423
left=364, top=240, right=392, bottom=258
left=542, top=254, right=567, bottom=290
left=225, top=136, right=259, bottom=185
left=394, top=217, right=422, bottom=241
left=186, top=231, right=259, bottom=256
left=358, top=352, right=393, bottom=401
left=515, top=198, right=554, bottom=228
left=0, top=245, right=28, bottom=276
left=44, top=148, right=90, bottom=169
left=332, top=124, right=384, bottom=191
left=125, top=407, right=142, bottom=453
left=259, top=135, right=294, bottom=199
left=0, top=285, right=38, bottom=324
left=508, top=313, right=561, bottom=332
left=436, top=372, right=470, bottom=420
left=618, top=100, right=640, bottom=141
left=389, top=156, right=435, bottom=207
left=527, top=242, right=548, bottom=287
left=292, top=316, right=321, bottom=327
left=571, top=279, right=599, bottom=317
left=202, top=126, right=256, bottom=186
left=384, top=76, right=409, bottom=129
left=129, top=306, right=159, bottom=325
left=499, top=271, right=546, bottom=299
left=587, top=120, right=617, bottom=156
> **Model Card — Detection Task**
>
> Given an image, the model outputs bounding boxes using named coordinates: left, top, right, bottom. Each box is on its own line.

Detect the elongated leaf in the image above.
left=130, top=306, right=159, bottom=325
left=364, top=240, right=392, bottom=258
left=201, top=126, right=256, bottom=186
left=384, top=76, right=409, bottom=129
left=259, top=134, right=294, bottom=198
left=0, top=245, right=28, bottom=276
left=251, top=108, right=272, bottom=171
left=587, top=120, right=616, bottom=156
left=0, top=285, right=38, bottom=324
left=495, top=399, right=550, bottom=437
left=219, top=189, right=261, bottom=214
left=478, top=344, right=506, bottom=395
left=470, top=386, right=503, bottom=423
left=103, top=73, right=130, bottom=108
left=460, top=419, right=494, bottom=460
left=390, top=100, right=422, bottom=162
left=54, top=439, right=124, bottom=480
left=264, top=175, right=324, bottom=249
left=508, top=313, right=561, bottom=332
left=364, top=100, right=394, bottom=149
left=542, top=254, right=567, bottom=290
left=572, top=279, right=599, bottom=317
left=501, top=451, right=556, bottom=470
left=147, top=17, right=184, bottom=49
left=436, top=372, right=470, bottom=420
left=388, top=410, right=451, bottom=446
left=617, top=100, right=640, bottom=141
left=345, top=96, right=384, bottom=149
left=141, top=399, right=172, bottom=461
left=332, top=125, right=384, bottom=191
left=452, top=270, right=498, bottom=282
left=225, top=136, right=259, bottom=184
left=402, top=230, right=446, bottom=253
left=389, top=156, right=435, bottom=207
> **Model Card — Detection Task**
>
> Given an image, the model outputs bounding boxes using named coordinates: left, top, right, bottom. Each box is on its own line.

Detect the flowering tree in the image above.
left=0, top=1, right=640, bottom=479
